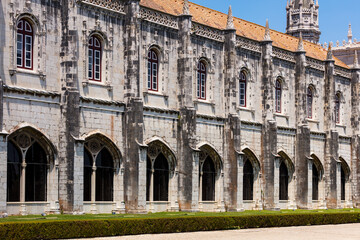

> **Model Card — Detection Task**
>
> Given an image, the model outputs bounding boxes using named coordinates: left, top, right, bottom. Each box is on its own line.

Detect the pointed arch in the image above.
left=83, top=131, right=122, bottom=167
left=241, top=147, right=261, bottom=171
left=339, top=157, right=350, bottom=181
left=311, top=154, right=324, bottom=180
left=196, top=142, right=223, bottom=171
left=278, top=150, right=295, bottom=175
left=145, top=137, right=177, bottom=171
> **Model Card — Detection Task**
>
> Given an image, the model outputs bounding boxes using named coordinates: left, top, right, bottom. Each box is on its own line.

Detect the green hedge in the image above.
left=1, top=213, right=360, bottom=240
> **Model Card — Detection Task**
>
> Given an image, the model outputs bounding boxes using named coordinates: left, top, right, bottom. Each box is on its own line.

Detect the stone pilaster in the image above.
left=294, top=41, right=311, bottom=208
left=260, top=24, right=278, bottom=210
left=0, top=132, right=8, bottom=213
left=58, top=0, right=81, bottom=212
left=350, top=62, right=360, bottom=206
left=223, top=9, right=240, bottom=210
left=324, top=52, right=339, bottom=208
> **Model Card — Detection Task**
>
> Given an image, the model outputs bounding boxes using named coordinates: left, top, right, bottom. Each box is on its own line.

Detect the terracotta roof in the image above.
left=140, top=0, right=349, bottom=69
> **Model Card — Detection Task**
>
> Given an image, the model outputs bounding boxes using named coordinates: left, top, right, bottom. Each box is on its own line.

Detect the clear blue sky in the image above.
left=190, top=0, right=360, bottom=44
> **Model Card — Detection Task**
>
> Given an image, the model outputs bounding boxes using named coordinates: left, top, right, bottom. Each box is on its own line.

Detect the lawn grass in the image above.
left=0, top=208, right=358, bottom=223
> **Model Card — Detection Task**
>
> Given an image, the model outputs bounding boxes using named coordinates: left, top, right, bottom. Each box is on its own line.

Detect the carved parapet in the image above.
left=77, top=0, right=125, bottom=13
left=140, top=8, right=178, bottom=29
left=191, top=23, right=224, bottom=42
left=236, top=37, right=261, bottom=53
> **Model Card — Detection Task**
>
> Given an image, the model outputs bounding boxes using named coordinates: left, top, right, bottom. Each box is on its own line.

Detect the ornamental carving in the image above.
left=17, top=133, right=31, bottom=149
left=87, top=139, right=102, bottom=154
left=334, top=67, right=352, bottom=79
left=140, top=8, right=178, bottom=29
left=191, top=23, right=224, bottom=42
left=273, top=47, right=296, bottom=63
left=77, top=0, right=125, bottom=13
left=236, top=37, right=261, bottom=53
left=306, top=57, right=325, bottom=71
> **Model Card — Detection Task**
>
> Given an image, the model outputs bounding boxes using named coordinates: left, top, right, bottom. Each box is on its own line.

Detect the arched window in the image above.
left=197, top=61, right=207, bottom=100
left=312, top=163, right=319, bottom=200
left=279, top=161, right=288, bottom=200
left=7, top=141, right=21, bottom=202
left=7, top=138, right=48, bottom=202
left=147, top=49, right=159, bottom=91
left=17, top=19, right=33, bottom=70
left=239, top=71, right=247, bottom=107
left=335, top=93, right=340, bottom=124
left=275, top=79, right=282, bottom=113
left=307, top=87, right=313, bottom=119
left=146, top=152, right=170, bottom=202
left=201, top=156, right=216, bottom=201
left=341, top=166, right=346, bottom=201
left=243, top=159, right=254, bottom=200
left=88, top=35, right=102, bottom=81
left=83, top=146, right=114, bottom=202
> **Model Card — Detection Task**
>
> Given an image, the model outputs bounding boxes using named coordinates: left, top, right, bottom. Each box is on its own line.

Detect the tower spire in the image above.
left=297, top=32, right=305, bottom=52
left=348, top=23, right=353, bottom=44
left=182, top=0, right=190, bottom=15
left=226, top=6, right=235, bottom=30
left=264, top=19, right=271, bottom=41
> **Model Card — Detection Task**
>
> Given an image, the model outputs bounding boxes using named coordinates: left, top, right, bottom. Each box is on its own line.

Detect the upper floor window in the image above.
left=197, top=61, right=207, bottom=100
left=335, top=93, right=341, bottom=124
left=275, top=79, right=282, bottom=113
left=307, top=87, right=313, bottom=119
left=239, top=71, right=247, bottom=107
left=147, top=50, right=158, bottom=91
left=17, top=19, right=33, bottom=70
left=88, top=35, right=102, bottom=81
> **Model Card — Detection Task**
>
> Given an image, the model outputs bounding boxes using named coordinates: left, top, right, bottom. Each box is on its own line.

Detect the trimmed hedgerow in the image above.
left=0, top=213, right=360, bottom=240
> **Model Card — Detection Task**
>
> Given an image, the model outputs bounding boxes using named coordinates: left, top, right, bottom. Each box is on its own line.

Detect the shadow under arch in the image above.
left=278, top=150, right=295, bottom=179
left=8, top=123, right=57, bottom=162
left=311, top=153, right=325, bottom=180
left=145, top=137, right=177, bottom=172
left=83, top=131, right=122, bottom=168
left=339, top=157, right=351, bottom=181
left=241, top=147, right=261, bottom=171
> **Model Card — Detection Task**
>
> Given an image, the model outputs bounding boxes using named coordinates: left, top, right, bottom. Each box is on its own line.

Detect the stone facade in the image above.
left=0, top=0, right=359, bottom=215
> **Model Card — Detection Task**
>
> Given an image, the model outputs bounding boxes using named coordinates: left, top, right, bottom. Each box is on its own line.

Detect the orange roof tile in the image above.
left=140, top=0, right=349, bottom=69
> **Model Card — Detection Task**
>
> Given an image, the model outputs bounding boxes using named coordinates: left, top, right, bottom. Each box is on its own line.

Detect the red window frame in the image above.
left=16, top=19, right=33, bottom=70
left=147, top=50, right=159, bottom=91
left=197, top=61, right=207, bottom=100
left=335, top=94, right=340, bottom=124
left=275, top=79, right=282, bottom=113
left=239, top=71, right=247, bottom=107
left=88, top=36, right=102, bottom=81
left=307, top=87, right=313, bottom=119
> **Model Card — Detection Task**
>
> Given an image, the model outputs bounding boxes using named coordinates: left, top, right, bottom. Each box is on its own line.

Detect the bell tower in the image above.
left=286, top=0, right=321, bottom=43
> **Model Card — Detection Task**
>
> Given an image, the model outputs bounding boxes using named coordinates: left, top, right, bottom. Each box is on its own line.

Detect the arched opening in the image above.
left=7, top=141, right=21, bottom=202
left=335, top=93, right=341, bottom=124
left=279, top=161, right=289, bottom=200
left=153, top=153, right=169, bottom=201
left=312, top=163, right=319, bottom=200
left=88, top=35, right=102, bottom=81
left=197, top=61, right=207, bottom=100
left=17, top=18, right=34, bottom=70
left=25, top=142, right=47, bottom=202
left=243, top=159, right=254, bottom=200
left=201, top=156, right=216, bottom=201
left=341, top=166, right=346, bottom=201
left=307, top=87, right=313, bottom=119
left=275, top=79, right=282, bottom=113
left=147, top=49, right=159, bottom=91
left=95, top=148, right=114, bottom=201
left=239, top=70, right=247, bottom=107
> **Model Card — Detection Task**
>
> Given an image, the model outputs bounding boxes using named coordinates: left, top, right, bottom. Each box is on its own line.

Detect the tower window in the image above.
left=307, top=87, right=313, bottom=119
left=17, top=19, right=33, bottom=70
left=88, top=36, right=102, bottom=81
left=197, top=61, right=207, bottom=100
left=239, top=71, right=247, bottom=107
left=147, top=50, right=159, bottom=91
left=275, top=79, right=282, bottom=113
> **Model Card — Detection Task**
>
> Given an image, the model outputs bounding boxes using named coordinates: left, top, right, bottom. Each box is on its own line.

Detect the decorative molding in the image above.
left=77, top=0, right=125, bottom=14
left=334, top=66, right=352, bottom=79
left=143, top=105, right=179, bottom=115
left=3, top=85, right=60, bottom=97
left=140, top=7, right=178, bottom=29
left=236, top=37, right=261, bottom=53
left=273, top=47, right=296, bottom=63
left=191, top=23, right=224, bottom=42
left=80, top=96, right=125, bottom=106
left=306, top=57, right=325, bottom=71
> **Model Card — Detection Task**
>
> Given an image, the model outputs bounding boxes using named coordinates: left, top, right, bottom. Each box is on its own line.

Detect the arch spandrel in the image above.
left=145, top=138, right=177, bottom=171
left=311, top=153, right=325, bottom=180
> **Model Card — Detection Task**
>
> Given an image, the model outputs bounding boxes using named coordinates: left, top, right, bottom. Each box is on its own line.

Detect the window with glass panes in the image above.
left=17, top=19, right=33, bottom=70
left=147, top=50, right=158, bottom=91
left=239, top=71, right=247, bottom=107
left=88, top=36, right=102, bottom=81
left=197, top=62, right=206, bottom=100
left=275, top=79, right=282, bottom=113
left=307, top=87, right=313, bottom=119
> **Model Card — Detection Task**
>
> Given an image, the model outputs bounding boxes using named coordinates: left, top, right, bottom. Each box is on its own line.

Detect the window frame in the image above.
left=197, top=61, right=207, bottom=100
left=307, top=87, right=313, bottom=119
left=335, top=93, right=341, bottom=124
left=239, top=71, right=247, bottom=107
left=147, top=49, right=159, bottom=91
left=275, top=79, right=282, bottom=113
left=88, top=35, right=102, bottom=82
left=16, top=19, right=34, bottom=70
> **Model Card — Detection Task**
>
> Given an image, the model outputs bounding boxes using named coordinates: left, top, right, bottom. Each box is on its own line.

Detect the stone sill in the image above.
left=243, top=200, right=255, bottom=204
left=194, top=99, right=215, bottom=107
left=83, top=201, right=115, bottom=204
left=336, top=124, right=346, bottom=128
left=274, top=113, right=290, bottom=119
left=146, top=201, right=170, bottom=204
left=7, top=202, right=49, bottom=204
left=237, top=106, right=255, bottom=113
left=307, top=118, right=320, bottom=123
left=143, top=91, right=169, bottom=100
left=9, top=68, right=46, bottom=80
left=199, top=201, right=217, bottom=203
left=82, top=80, right=113, bottom=91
